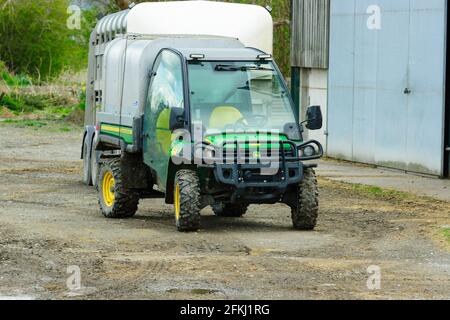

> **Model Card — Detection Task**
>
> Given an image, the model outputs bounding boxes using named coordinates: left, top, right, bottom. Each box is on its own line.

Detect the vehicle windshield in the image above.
left=188, top=61, right=298, bottom=137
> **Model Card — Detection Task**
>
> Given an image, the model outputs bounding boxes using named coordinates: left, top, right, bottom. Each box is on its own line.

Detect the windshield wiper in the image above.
left=244, top=66, right=274, bottom=71
left=215, top=64, right=239, bottom=71
left=215, top=65, right=274, bottom=72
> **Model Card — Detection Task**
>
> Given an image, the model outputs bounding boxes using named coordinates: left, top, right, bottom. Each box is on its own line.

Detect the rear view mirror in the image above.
left=169, top=107, right=185, bottom=131
left=305, top=105, right=323, bottom=130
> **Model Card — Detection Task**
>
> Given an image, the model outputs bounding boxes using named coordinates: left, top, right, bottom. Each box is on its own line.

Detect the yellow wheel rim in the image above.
left=102, top=171, right=115, bottom=207
left=174, top=183, right=180, bottom=222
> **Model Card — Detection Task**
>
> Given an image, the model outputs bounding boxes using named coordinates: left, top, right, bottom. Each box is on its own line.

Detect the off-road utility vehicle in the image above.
left=82, top=1, right=323, bottom=232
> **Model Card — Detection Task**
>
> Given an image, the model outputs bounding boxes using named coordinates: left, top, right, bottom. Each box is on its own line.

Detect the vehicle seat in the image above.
left=209, top=106, right=244, bottom=129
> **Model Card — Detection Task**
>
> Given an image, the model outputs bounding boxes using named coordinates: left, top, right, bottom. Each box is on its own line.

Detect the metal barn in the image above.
left=291, top=0, right=449, bottom=177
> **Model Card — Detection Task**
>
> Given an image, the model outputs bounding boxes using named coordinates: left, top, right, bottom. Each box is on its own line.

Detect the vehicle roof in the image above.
left=128, top=36, right=268, bottom=61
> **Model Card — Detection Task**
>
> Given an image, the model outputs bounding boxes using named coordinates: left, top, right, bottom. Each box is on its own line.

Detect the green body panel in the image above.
left=168, top=132, right=297, bottom=186
left=100, top=123, right=133, bottom=144
left=204, top=133, right=293, bottom=150
left=169, top=133, right=293, bottom=159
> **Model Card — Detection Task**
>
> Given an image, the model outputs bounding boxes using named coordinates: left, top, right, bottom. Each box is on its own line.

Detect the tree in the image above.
left=0, top=0, right=97, bottom=80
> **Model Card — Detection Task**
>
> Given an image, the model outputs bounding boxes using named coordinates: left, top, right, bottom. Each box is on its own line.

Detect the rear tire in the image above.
left=291, top=168, right=319, bottom=230
left=174, top=170, right=201, bottom=232
left=97, top=158, right=139, bottom=219
left=212, top=203, right=248, bottom=217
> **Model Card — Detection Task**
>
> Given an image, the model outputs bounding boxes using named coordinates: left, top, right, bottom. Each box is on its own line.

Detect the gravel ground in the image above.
left=0, top=124, right=449, bottom=300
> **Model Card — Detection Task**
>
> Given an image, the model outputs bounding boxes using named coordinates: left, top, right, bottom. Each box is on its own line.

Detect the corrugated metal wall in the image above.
left=291, top=0, right=330, bottom=69
left=327, top=0, right=447, bottom=176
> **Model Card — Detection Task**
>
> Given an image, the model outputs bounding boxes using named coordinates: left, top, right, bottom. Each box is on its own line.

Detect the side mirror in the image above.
left=169, top=107, right=185, bottom=131
left=305, top=105, right=323, bottom=130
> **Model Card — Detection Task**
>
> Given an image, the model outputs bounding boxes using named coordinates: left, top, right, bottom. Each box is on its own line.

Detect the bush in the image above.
left=0, top=93, right=24, bottom=112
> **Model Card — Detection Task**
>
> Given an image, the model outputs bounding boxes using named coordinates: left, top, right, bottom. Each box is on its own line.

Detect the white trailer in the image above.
left=84, top=0, right=273, bottom=126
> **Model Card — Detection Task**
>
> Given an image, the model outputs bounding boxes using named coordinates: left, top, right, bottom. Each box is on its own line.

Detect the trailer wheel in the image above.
left=212, top=203, right=248, bottom=217
left=98, top=159, right=139, bottom=218
left=291, top=168, right=319, bottom=230
left=174, top=170, right=201, bottom=232
left=82, top=138, right=92, bottom=186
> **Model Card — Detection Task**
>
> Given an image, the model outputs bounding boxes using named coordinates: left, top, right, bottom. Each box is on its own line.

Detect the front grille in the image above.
left=220, top=143, right=296, bottom=164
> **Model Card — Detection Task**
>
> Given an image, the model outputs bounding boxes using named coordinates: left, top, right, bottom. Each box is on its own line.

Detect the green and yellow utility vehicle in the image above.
left=82, top=1, right=323, bottom=232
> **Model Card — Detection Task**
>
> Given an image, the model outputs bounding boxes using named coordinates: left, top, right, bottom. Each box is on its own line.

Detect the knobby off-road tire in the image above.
left=97, top=158, right=139, bottom=219
left=291, top=168, right=319, bottom=230
left=174, top=170, right=201, bottom=232
left=212, top=203, right=248, bottom=217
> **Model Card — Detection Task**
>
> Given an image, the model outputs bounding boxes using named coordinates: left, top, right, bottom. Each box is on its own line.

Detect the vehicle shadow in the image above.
left=131, top=210, right=295, bottom=233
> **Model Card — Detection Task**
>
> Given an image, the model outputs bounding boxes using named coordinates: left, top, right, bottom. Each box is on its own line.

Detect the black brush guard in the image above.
left=204, top=139, right=323, bottom=203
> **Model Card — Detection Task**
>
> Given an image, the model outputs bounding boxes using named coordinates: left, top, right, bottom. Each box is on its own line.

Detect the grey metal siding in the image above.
left=291, top=0, right=330, bottom=68
left=327, top=0, right=447, bottom=176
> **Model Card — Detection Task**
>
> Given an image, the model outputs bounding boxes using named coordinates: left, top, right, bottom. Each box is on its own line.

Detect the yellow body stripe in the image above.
left=101, top=125, right=133, bottom=135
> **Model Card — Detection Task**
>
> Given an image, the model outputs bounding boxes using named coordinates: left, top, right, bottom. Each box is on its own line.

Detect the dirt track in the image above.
left=0, top=124, right=449, bottom=299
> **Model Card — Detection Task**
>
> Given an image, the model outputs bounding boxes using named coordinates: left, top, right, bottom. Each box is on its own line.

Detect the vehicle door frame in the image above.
left=143, top=48, right=190, bottom=190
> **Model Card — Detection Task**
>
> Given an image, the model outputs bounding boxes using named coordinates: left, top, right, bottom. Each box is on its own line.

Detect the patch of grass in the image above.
left=59, top=127, right=71, bottom=132
left=0, top=118, right=81, bottom=132
left=47, top=106, right=74, bottom=117
left=2, top=119, right=17, bottom=124
left=3, top=119, right=47, bottom=128
left=441, top=228, right=450, bottom=244
left=319, top=178, right=413, bottom=202
left=350, top=183, right=409, bottom=200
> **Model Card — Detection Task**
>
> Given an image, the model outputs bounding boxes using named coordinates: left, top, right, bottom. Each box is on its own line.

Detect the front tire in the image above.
left=174, top=170, right=201, bottom=232
left=291, top=168, right=319, bottom=230
left=212, top=203, right=248, bottom=217
left=97, top=158, right=139, bottom=218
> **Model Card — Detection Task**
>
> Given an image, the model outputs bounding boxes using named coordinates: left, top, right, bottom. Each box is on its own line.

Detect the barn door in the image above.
left=404, top=0, right=447, bottom=175
left=328, top=0, right=447, bottom=176
left=372, top=0, right=410, bottom=170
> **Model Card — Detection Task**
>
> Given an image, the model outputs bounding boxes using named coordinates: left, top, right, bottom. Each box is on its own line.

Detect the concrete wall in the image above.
left=299, top=68, right=328, bottom=152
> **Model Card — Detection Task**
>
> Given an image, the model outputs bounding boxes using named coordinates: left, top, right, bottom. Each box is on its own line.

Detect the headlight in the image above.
left=303, top=145, right=316, bottom=157
left=299, top=145, right=316, bottom=158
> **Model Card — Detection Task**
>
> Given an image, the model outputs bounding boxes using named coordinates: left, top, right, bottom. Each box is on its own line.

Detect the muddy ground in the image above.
left=0, top=123, right=449, bottom=300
